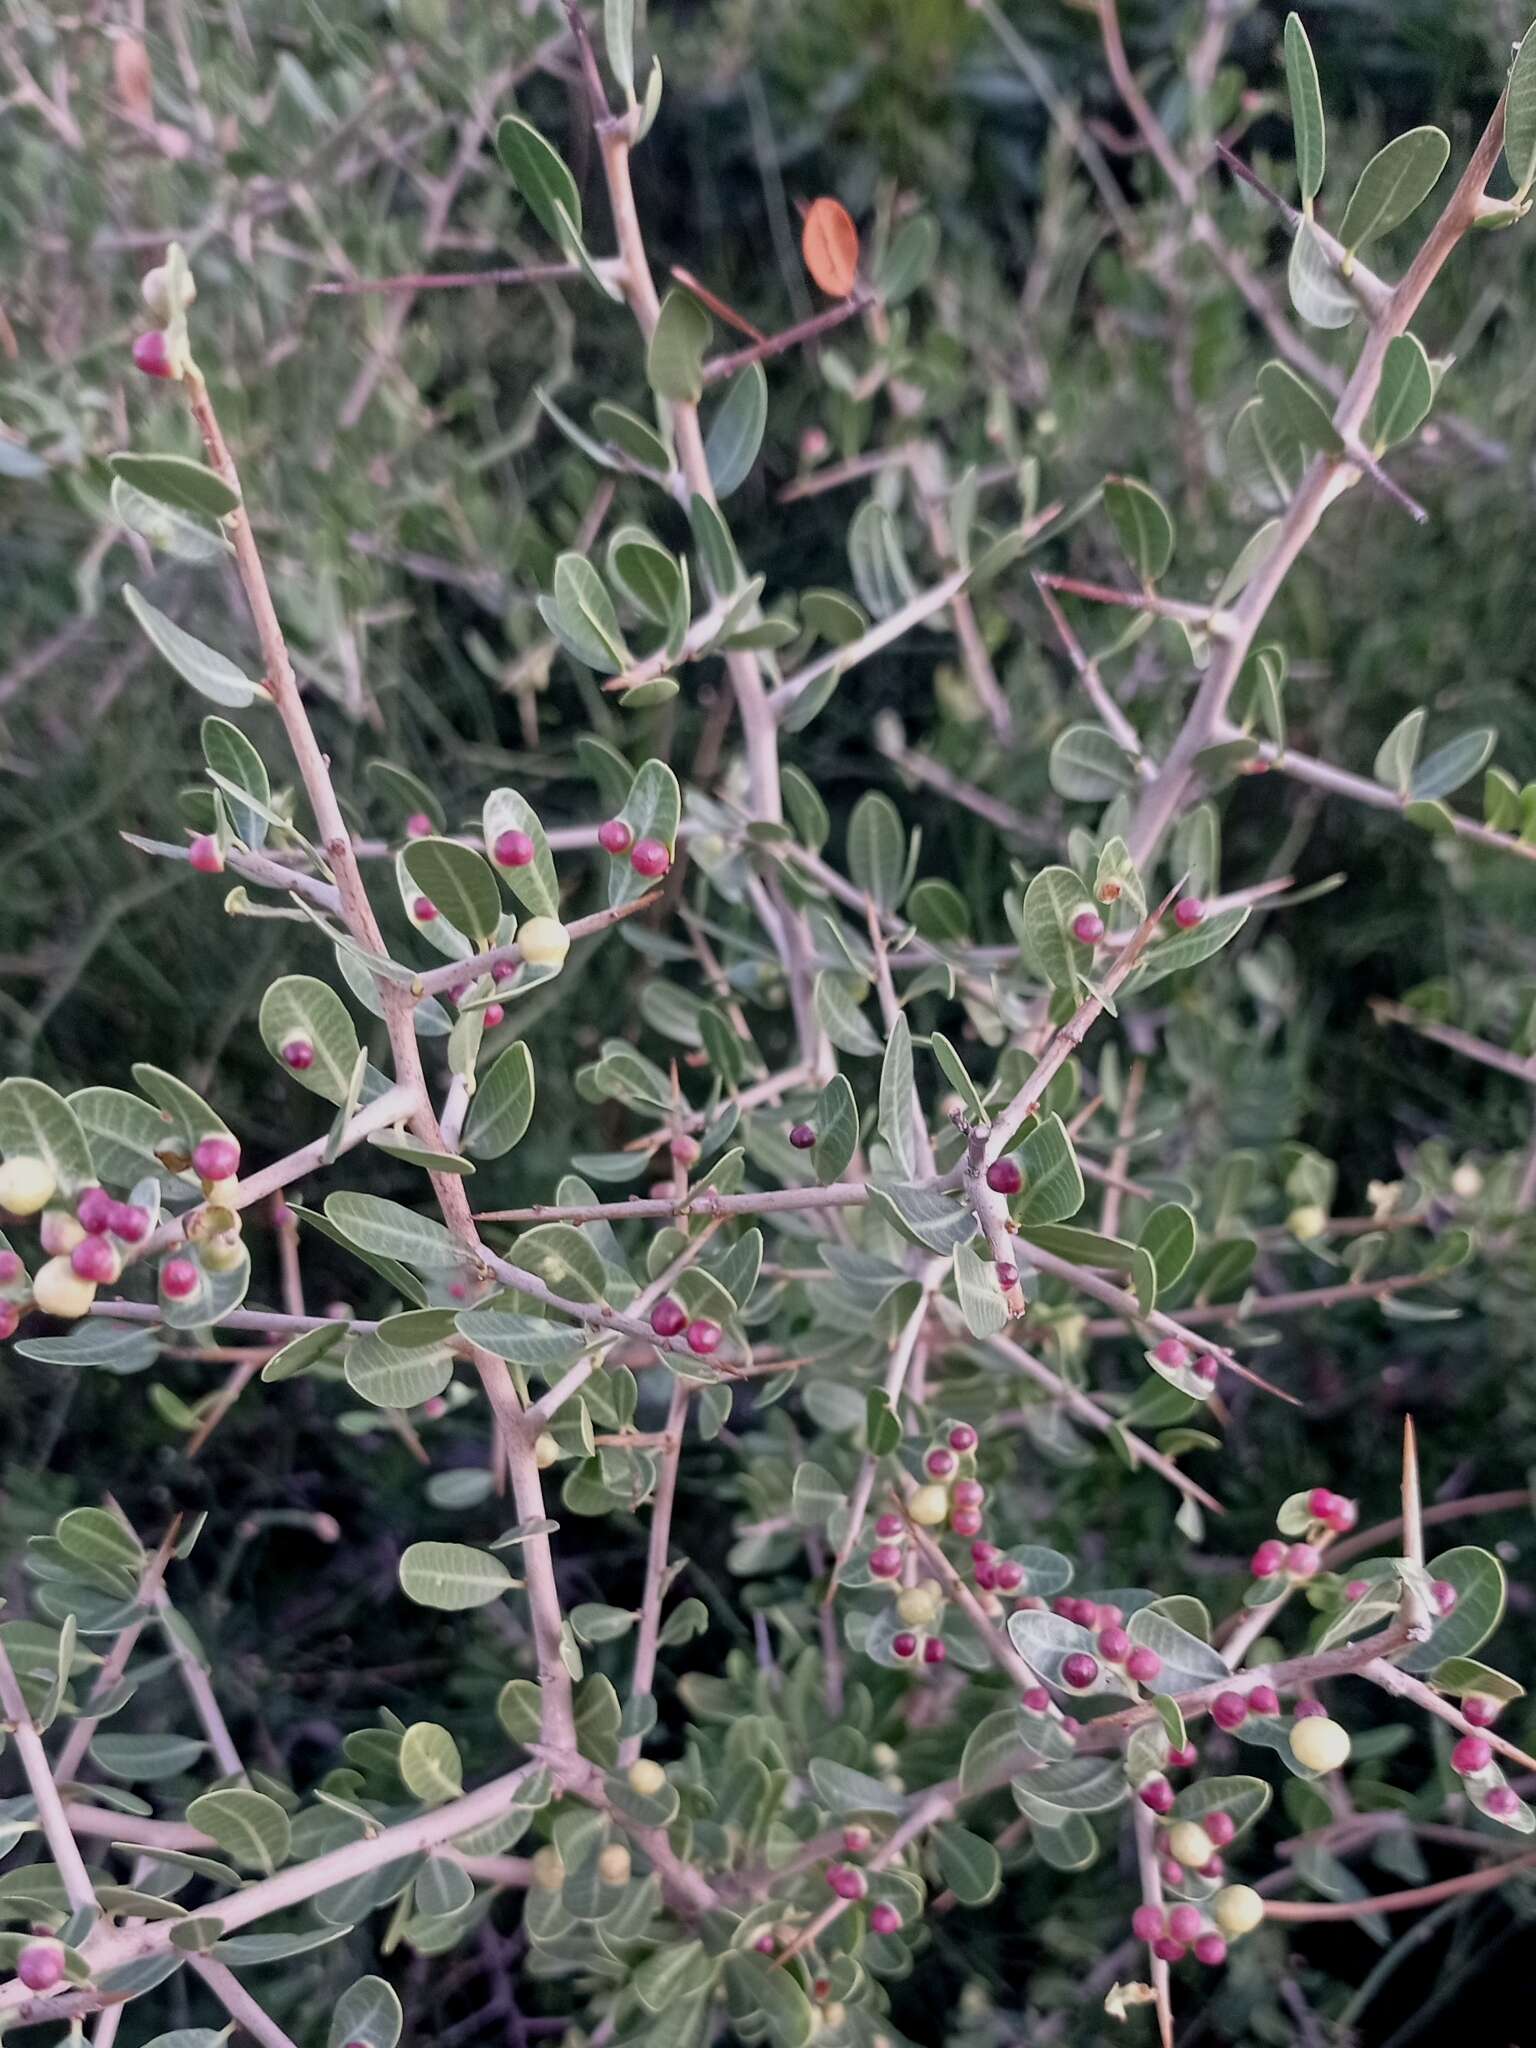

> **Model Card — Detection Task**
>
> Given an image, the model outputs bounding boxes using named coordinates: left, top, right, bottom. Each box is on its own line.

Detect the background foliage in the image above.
left=4, top=1, right=1536, bottom=2042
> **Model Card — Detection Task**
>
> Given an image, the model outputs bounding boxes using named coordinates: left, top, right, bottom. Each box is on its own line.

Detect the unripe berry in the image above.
left=650, top=1297, right=686, bottom=1338
left=869, top=1902, right=902, bottom=1936
left=1431, top=1579, right=1459, bottom=1616
left=1071, top=909, right=1105, bottom=945
left=631, top=838, right=671, bottom=878
left=40, top=1209, right=85, bottom=1257
left=972, top=1540, right=999, bottom=1564
left=16, top=1942, right=64, bottom=1992
left=33, top=1256, right=96, bottom=1319
left=1194, top=1934, right=1228, bottom=1966
left=1167, top=1743, right=1198, bottom=1770
left=1287, top=1203, right=1327, bottom=1239
left=949, top=1506, right=983, bottom=1538
left=597, top=818, right=634, bottom=855
left=1131, top=1905, right=1165, bottom=1942
left=494, top=829, right=536, bottom=868
left=1248, top=1685, right=1280, bottom=1718
left=531, top=1846, right=565, bottom=1891
left=685, top=1318, right=721, bottom=1356
left=1211, top=1885, right=1264, bottom=1938
left=1192, top=1354, right=1219, bottom=1382
left=1251, top=1539, right=1287, bottom=1578
left=1485, top=1785, right=1520, bottom=1820
left=627, top=1759, right=666, bottom=1798
left=1463, top=1694, right=1500, bottom=1728
left=923, top=1637, right=947, bottom=1664
left=985, top=1157, right=1022, bottom=1196
left=1153, top=1336, right=1189, bottom=1369
left=1168, top=1822, right=1216, bottom=1868
left=896, top=1583, right=942, bottom=1628
left=534, top=1433, right=560, bottom=1470
left=789, top=1122, right=816, bottom=1149
left=754, top=1933, right=776, bottom=1955
left=1285, top=1543, right=1322, bottom=1579
left=71, top=1234, right=121, bottom=1286
left=974, top=1559, right=998, bottom=1591
left=141, top=265, right=174, bottom=317
left=892, top=1632, right=918, bottom=1660
left=1322, top=1495, right=1357, bottom=1532
left=1095, top=1604, right=1124, bottom=1628
left=994, top=1559, right=1025, bottom=1594
left=1139, top=1776, right=1174, bottom=1815
left=188, top=834, right=224, bottom=874
left=1290, top=1715, right=1351, bottom=1774
left=908, top=1485, right=949, bottom=1527
left=1098, top=1626, right=1131, bottom=1663
left=1168, top=1905, right=1202, bottom=1944
left=1126, top=1646, right=1162, bottom=1684
left=1306, top=1486, right=1338, bottom=1521
left=1345, top=1578, right=1369, bottom=1601
left=518, top=917, right=570, bottom=970
left=924, top=1446, right=956, bottom=1479
left=160, top=1256, right=200, bottom=1302
left=1451, top=1735, right=1492, bottom=1776
left=477, top=1002, right=504, bottom=1030
left=669, top=1134, right=700, bottom=1168
left=948, top=1423, right=978, bottom=1452
left=870, top=1545, right=903, bottom=1580
left=1152, top=1936, right=1186, bottom=1963
left=132, top=329, right=174, bottom=378
left=1212, top=1691, right=1248, bottom=1732
left=1174, top=896, right=1205, bottom=929
left=827, top=1863, right=867, bottom=1900
left=282, top=1036, right=315, bottom=1070
left=597, top=1844, right=631, bottom=1885
left=0, top=1156, right=58, bottom=1216
left=193, top=1136, right=241, bottom=1183
left=1061, top=1652, right=1099, bottom=1691
left=1204, top=1811, right=1236, bottom=1848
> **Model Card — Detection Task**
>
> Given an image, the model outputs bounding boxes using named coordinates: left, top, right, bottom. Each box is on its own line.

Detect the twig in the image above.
left=699, top=294, right=873, bottom=384
left=0, top=1636, right=96, bottom=1913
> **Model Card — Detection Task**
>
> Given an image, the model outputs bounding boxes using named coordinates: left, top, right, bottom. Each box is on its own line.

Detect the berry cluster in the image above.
left=596, top=816, right=671, bottom=879
left=1132, top=1881, right=1261, bottom=1965
left=649, top=1295, right=721, bottom=1357
left=1249, top=1483, right=1358, bottom=1589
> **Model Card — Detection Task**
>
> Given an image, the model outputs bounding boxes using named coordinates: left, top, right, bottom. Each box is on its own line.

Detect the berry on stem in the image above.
left=827, top=1864, right=867, bottom=1901
left=923, top=1637, right=947, bottom=1664
left=789, top=1122, right=816, bottom=1149
left=33, top=1257, right=96, bottom=1319
left=1174, top=897, right=1206, bottom=929
left=1251, top=1539, right=1288, bottom=1578
left=631, top=838, right=671, bottom=878
left=1061, top=1652, right=1099, bottom=1691
left=132, top=330, right=174, bottom=377
left=494, top=829, right=536, bottom=868
left=518, top=917, right=570, bottom=969
left=1168, top=1905, right=1202, bottom=1944
left=76, top=1187, right=113, bottom=1234
left=949, top=1506, right=983, bottom=1538
left=891, top=1633, right=918, bottom=1660
left=405, top=812, right=433, bottom=838
left=995, top=1261, right=1019, bottom=1290
left=1153, top=1336, right=1189, bottom=1369
left=16, top=1943, right=63, bottom=1992
left=1290, top=1715, right=1351, bottom=1774
left=1485, top=1786, right=1520, bottom=1820
left=1098, top=1625, right=1131, bottom=1663
left=1194, top=1934, right=1228, bottom=1967
left=70, top=1235, right=120, bottom=1286
left=908, top=1485, right=949, bottom=1527
left=1451, top=1735, right=1492, bottom=1776
left=1431, top=1579, right=1459, bottom=1616
left=1167, top=1822, right=1216, bottom=1868
left=597, top=818, right=634, bottom=855
left=193, top=1136, right=240, bottom=1183
left=1071, top=909, right=1104, bottom=945
left=413, top=897, right=438, bottom=921
left=0, top=1156, right=58, bottom=1217
left=189, top=834, right=224, bottom=874
left=948, top=1423, right=978, bottom=1451
left=924, top=1447, right=956, bottom=1479
left=985, top=1157, right=1022, bottom=1196
left=870, top=1545, right=903, bottom=1580
left=1248, top=1685, right=1280, bottom=1718
left=1285, top=1543, right=1322, bottom=1579
left=1463, top=1694, right=1500, bottom=1728
left=1212, top=1885, right=1264, bottom=1938
left=994, top=1559, right=1025, bottom=1594
left=1125, top=1646, right=1162, bottom=1684
left=869, top=1903, right=902, bottom=1936
left=1152, top=1937, right=1186, bottom=1964
left=1204, top=1811, right=1236, bottom=1849
left=282, top=1036, right=315, bottom=1071
left=874, top=1513, right=904, bottom=1540
left=1138, top=1776, right=1174, bottom=1815
left=1211, top=1691, right=1248, bottom=1732
left=160, top=1256, right=200, bottom=1302
left=685, top=1318, right=721, bottom=1356
left=484, top=1003, right=505, bottom=1029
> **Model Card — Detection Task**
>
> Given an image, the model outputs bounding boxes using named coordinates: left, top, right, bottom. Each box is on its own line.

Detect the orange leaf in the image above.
left=801, top=198, right=860, bottom=299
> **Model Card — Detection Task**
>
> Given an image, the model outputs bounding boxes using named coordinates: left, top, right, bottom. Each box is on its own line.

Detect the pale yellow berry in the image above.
left=518, top=917, right=570, bottom=970
left=896, top=1583, right=942, bottom=1628
left=32, top=1256, right=97, bottom=1320
left=870, top=1743, right=899, bottom=1772
left=1286, top=1203, right=1327, bottom=1240
left=1451, top=1164, right=1483, bottom=1200
left=1290, top=1715, right=1351, bottom=1774
left=1212, top=1884, right=1265, bottom=1938
left=907, top=1484, right=949, bottom=1527
left=0, top=1155, right=57, bottom=1216
left=597, top=1843, right=631, bottom=1885
left=39, top=1209, right=85, bottom=1257
left=823, top=2005, right=847, bottom=2029
left=627, top=1759, right=666, bottom=1798
left=531, top=1845, right=565, bottom=1891
left=534, top=1432, right=561, bottom=1470
left=1166, top=1821, right=1216, bottom=1868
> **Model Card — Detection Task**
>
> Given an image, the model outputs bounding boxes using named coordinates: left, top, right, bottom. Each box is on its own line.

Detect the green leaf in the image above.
left=592, top=400, right=671, bottom=472
left=1400, top=1547, right=1507, bottom=1673
left=722, top=1952, right=814, bottom=2048
left=1139, top=1204, right=1197, bottom=1297
left=328, top=1977, right=403, bottom=2048
left=800, top=587, right=868, bottom=646
left=398, top=1722, right=463, bottom=1806
left=1410, top=730, right=1497, bottom=802
left=848, top=499, right=916, bottom=617
left=496, top=116, right=582, bottom=244
left=1015, top=1115, right=1084, bottom=1227
left=1430, top=1658, right=1524, bottom=1704
left=811, top=1072, right=859, bottom=1183
left=608, top=759, right=681, bottom=909
left=261, top=1322, right=347, bottom=1385
left=1505, top=18, right=1536, bottom=198
left=1284, top=13, right=1326, bottom=206
left=398, top=1542, right=513, bottom=1611
left=953, top=1241, right=1008, bottom=1338
left=1021, top=867, right=1085, bottom=996
left=345, top=1322, right=454, bottom=1409
left=552, top=552, right=629, bottom=672
left=606, top=525, right=683, bottom=627
left=634, top=1941, right=715, bottom=2015
left=90, top=1733, right=206, bottom=1782
left=877, top=1014, right=918, bottom=1179
left=1374, top=709, right=1424, bottom=794
left=647, top=288, right=712, bottom=403
left=807, top=1758, right=909, bottom=1817
left=200, top=717, right=270, bottom=850
left=705, top=363, right=767, bottom=497
left=323, top=1192, right=461, bottom=1273
left=1124, top=1608, right=1230, bottom=1692
left=482, top=789, right=559, bottom=919
left=186, top=1790, right=291, bottom=1875
left=603, top=0, right=636, bottom=99
left=1339, top=127, right=1449, bottom=250
left=929, top=1030, right=984, bottom=1121
left=1368, top=333, right=1436, bottom=452
left=122, top=586, right=257, bottom=708
left=848, top=790, right=907, bottom=911
left=1104, top=476, right=1174, bottom=583
left=1228, top=396, right=1306, bottom=511
left=258, top=976, right=361, bottom=1104
left=873, top=1180, right=976, bottom=1254
left=865, top=1387, right=902, bottom=1456
left=1126, top=908, right=1249, bottom=993
left=909, top=878, right=972, bottom=944
left=814, top=972, right=883, bottom=1056
left=1012, top=1756, right=1128, bottom=1819
left=934, top=1823, right=1002, bottom=1906
left=1256, top=360, right=1341, bottom=455
left=1287, top=218, right=1357, bottom=329
left=463, top=1042, right=536, bottom=1160
left=1171, top=1774, right=1271, bottom=1839
left=108, top=452, right=238, bottom=520
left=57, top=1506, right=143, bottom=1575
left=1049, top=724, right=1137, bottom=801
left=876, top=212, right=939, bottom=304
left=0, top=1078, right=96, bottom=1197
left=401, top=838, right=502, bottom=946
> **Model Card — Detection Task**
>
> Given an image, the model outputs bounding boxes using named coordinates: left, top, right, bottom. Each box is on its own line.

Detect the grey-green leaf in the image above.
left=463, top=1042, right=536, bottom=1160
left=1284, top=13, right=1326, bottom=206
left=1339, top=126, right=1449, bottom=250
left=1103, top=476, right=1174, bottom=584
left=705, top=363, right=767, bottom=497
left=647, top=289, right=712, bottom=404
left=1505, top=18, right=1536, bottom=199
left=398, top=1542, right=513, bottom=1611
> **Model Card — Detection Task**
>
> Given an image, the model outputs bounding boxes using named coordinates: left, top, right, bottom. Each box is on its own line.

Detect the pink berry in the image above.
left=1293, top=1699, right=1326, bottom=1720
left=1061, top=1652, right=1099, bottom=1691
left=107, top=1201, right=149, bottom=1243
left=1251, top=1540, right=1288, bottom=1578
left=972, top=1541, right=1000, bottom=1565
left=1200, top=1854, right=1224, bottom=1881
left=842, top=1826, right=872, bottom=1855
left=1286, top=1544, right=1322, bottom=1579
left=789, top=1123, right=816, bottom=1149
left=1095, top=1604, right=1124, bottom=1628
left=649, top=1297, right=686, bottom=1338
left=1098, top=1626, right=1131, bottom=1663
left=76, top=1187, right=114, bottom=1233
left=1160, top=1856, right=1183, bottom=1887
left=670, top=1135, right=700, bottom=1167
left=974, top=1561, right=998, bottom=1591
left=1072, top=909, right=1105, bottom=945
left=685, top=1318, right=721, bottom=1356
left=1485, top=1786, right=1520, bottom=1820
left=1167, top=1743, right=1198, bottom=1770
left=188, top=834, right=224, bottom=874
left=1153, top=1336, right=1189, bottom=1369
left=949, top=1423, right=978, bottom=1452
left=1204, top=1811, right=1235, bottom=1848
left=995, top=1261, right=1019, bottom=1289
left=923, top=1638, right=947, bottom=1664
left=0, top=1250, right=22, bottom=1284
left=1153, top=1936, right=1186, bottom=1963
left=1345, top=1578, right=1369, bottom=1601
left=1323, top=1496, right=1357, bottom=1533
left=1174, top=897, right=1206, bottom=929
left=827, top=1863, right=867, bottom=1901
left=1168, top=1905, right=1202, bottom=1944
left=70, top=1235, right=119, bottom=1284
left=1192, top=1354, right=1219, bottom=1382
left=875, top=1513, right=905, bottom=1540
left=1212, top=1690, right=1248, bottom=1732
left=405, top=813, right=433, bottom=838
left=1248, top=1685, right=1280, bottom=1718
left=1125, top=1646, right=1162, bottom=1683
left=597, top=818, right=634, bottom=855
left=925, top=1447, right=956, bottom=1479
left=1451, top=1735, right=1492, bottom=1776
left=494, top=829, right=536, bottom=868
left=631, top=839, right=670, bottom=878
left=870, top=1902, right=901, bottom=1935
left=160, top=1256, right=199, bottom=1301
left=1194, top=1934, right=1227, bottom=1966
left=755, top=1933, right=776, bottom=1954
left=950, top=1507, right=983, bottom=1539
left=892, top=1633, right=918, bottom=1661
left=1052, top=1596, right=1077, bottom=1619
left=1307, top=1487, right=1338, bottom=1521
left=0, top=1302, right=19, bottom=1341
left=994, top=1560, right=1025, bottom=1594
left=1022, top=1687, right=1051, bottom=1714
left=985, top=1157, right=1022, bottom=1196
left=282, top=1038, right=315, bottom=1070
left=1139, top=1777, right=1174, bottom=1815
left=192, top=1136, right=240, bottom=1183
left=413, top=897, right=438, bottom=921
left=870, top=1545, right=903, bottom=1580
left=953, top=1480, right=985, bottom=1510
left=132, top=330, right=173, bottom=378
left=1463, top=1695, right=1500, bottom=1728
left=1132, top=1905, right=1165, bottom=1942
left=1431, top=1579, right=1459, bottom=1616
left=480, top=1003, right=505, bottom=1029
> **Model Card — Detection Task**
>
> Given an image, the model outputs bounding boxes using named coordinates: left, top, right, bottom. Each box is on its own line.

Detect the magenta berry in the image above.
left=1168, top=1905, right=1202, bottom=1944
left=1201, top=1854, right=1225, bottom=1882
left=649, top=1297, right=686, bottom=1338
left=132, top=329, right=173, bottom=377
left=1451, top=1735, right=1492, bottom=1776
left=827, top=1863, right=867, bottom=1901
left=1323, top=1495, right=1358, bottom=1533
left=1463, top=1694, right=1500, bottom=1728
left=631, top=838, right=670, bottom=878
left=1194, top=1933, right=1228, bottom=1967
left=994, top=1261, right=1019, bottom=1289
left=16, top=1943, right=64, bottom=1992
left=1431, top=1579, right=1459, bottom=1616
left=494, top=959, right=517, bottom=982
left=1061, top=1652, right=1099, bottom=1691
left=1285, top=1543, right=1322, bottom=1578
left=1139, top=1776, right=1174, bottom=1815
left=1204, top=1811, right=1236, bottom=1848
left=1485, top=1786, right=1520, bottom=1820
left=597, top=817, right=634, bottom=855
left=974, top=1560, right=998, bottom=1591
left=405, top=812, right=433, bottom=838
left=953, top=1479, right=984, bottom=1509
left=483, top=1003, right=506, bottom=1028
left=1174, top=896, right=1206, bottom=929
left=0, top=1250, right=22, bottom=1284
left=188, top=834, right=224, bottom=874
left=875, top=1512, right=905, bottom=1540
left=923, top=1637, right=947, bottom=1664
left=1022, top=1686, right=1051, bottom=1714
left=948, top=1422, right=978, bottom=1452
left=1192, top=1353, right=1219, bottom=1382
left=282, top=1037, right=315, bottom=1070
left=494, top=829, right=535, bottom=867
left=1251, top=1539, right=1287, bottom=1578
left=789, top=1122, right=816, bottom=1149
left=1167, top=1742, right=1198, bottom=1770
left=1153, top=1936, right=1186, bottom=1963
left=685, top=1317, right=721, bottom=1356
left=0, top=1302, right=18, bottom=1341
left=193, top=1135, right=240, bottom=1183
left=414, top=897, right=439, bottom=921
left=972, top=1540, right=1000, bottom=1564
left=754, top=1932, right=776, bottom=1955
left=1212, top=1690, right=1248, bottom=1732
left=1095, top=1604, right=1124, bottom=1628
left=925, top=1446, right=956, bottom=1479
left=950, top=1506, right=983, bottom=1539
left=1131, top=1904, right=1165, bottom=1942
left=1153, top=1336, right=1189, bottom=1369
left=1248, top=1684, right=1280, bottom=1718
left=994, top=1559, right=1025, bottom=1594
left=1098, top=1625, right=1131, bottom=1663
left=1345, top=1578, right=1369, bottom=1601
left=76, top=1186, right=114, bottom=1233
left=1071, top=908, right=1105, bottom=945
left=160, top=1256, right=199, bottom=1301
left=870, top=1545, right=903, bottom=1580
left=1306, top=1487, right=1338, bottom=1521
left=1125, top=1645, right=1162, bottom=1683
left=1160, top=1856, right=1184, bottom=1887
left=869, top=1902, right=902, bottom=1936
left=985, top=1156, right=1022, bottom=1196
left=892, top=1632, right=918, bottom=1660
left=70, top=1235, right=119, bottom=1284
left=107, top=1201, right=150, bottom=1243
